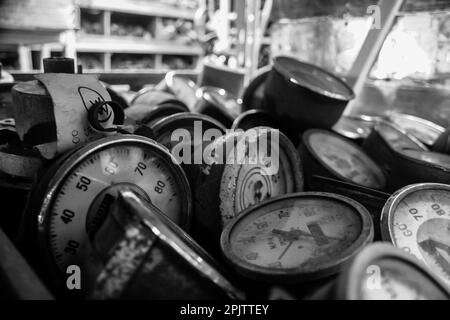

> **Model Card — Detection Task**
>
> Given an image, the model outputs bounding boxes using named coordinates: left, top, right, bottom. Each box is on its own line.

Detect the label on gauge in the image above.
left=35, top=74, right=113, bottom=158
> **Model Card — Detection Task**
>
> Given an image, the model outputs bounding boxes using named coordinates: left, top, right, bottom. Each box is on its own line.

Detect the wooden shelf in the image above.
left=75, top=0, right=196, bottom=20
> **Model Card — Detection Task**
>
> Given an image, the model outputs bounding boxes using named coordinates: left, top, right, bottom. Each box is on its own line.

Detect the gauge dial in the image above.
left=220, top=128, right=303, bottom=227
left=221, top=192, right=373, bottom=282
left=338, top=243, right=450, bottom=300
left=381, top=183, right=450, bottom=285
left=34, top=135, right=192, bottom=277
left=304, top=130, right=386, bottom=189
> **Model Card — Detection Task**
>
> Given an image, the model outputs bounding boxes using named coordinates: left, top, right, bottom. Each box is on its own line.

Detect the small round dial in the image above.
left=220, top=128, right=303, bottom=226
left=305, top=130, right=386, bottom=189
left=381, top=183, right=450, bottom=285
left=221, top=192, right=373, bottom=283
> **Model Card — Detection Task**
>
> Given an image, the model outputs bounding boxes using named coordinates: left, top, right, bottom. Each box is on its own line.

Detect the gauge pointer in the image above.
left=278, top=241, right=294, bottom=260
left=272, top=228, right=342, bottom=241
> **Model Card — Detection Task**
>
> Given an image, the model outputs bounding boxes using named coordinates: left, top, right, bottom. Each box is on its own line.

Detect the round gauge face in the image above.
left=376, top=122, right=426, bottom=151
left=40, top=136, right=191, bottom=274
left=169, top=75, right=199, bottom=110
left=220, top=130, right=302, bottom=226
left=307, top=131, right=385, bottom=189
left=359, top=258, right=448, bottom=300
left=389, top=114, right=444, bottom=146
left=222, top=193, right=373, bottom=282
left=382, top=185, right=450, bottom=284
left=401, top=149, right=450, bottom=168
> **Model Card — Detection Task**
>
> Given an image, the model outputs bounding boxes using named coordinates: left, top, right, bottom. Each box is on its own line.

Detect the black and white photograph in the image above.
left=0, top=0, right=450, bottom=308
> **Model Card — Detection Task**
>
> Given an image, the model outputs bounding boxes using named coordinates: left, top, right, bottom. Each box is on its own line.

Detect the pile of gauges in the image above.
left=1, top=56, right=450, bottom=301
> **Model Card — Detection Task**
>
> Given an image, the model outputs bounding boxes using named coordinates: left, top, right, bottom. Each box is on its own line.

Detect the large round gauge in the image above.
left=300, top=129, right=386, bottom=190
left=221, top=192, right=374, bottom=283
left=336, top=243, right=450, bottom=300
left=381, top=183, right=450, bottom=285
left=26, top=135, right=192, bottom=281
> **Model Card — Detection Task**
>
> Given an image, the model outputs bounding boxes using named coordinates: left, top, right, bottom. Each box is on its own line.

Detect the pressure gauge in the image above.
left=335, top=243, right=450, bottom=300
left=388, top=112, right=444, bottom=147
left=88, top=190, right=245, bottom=300
left=381, top=183, right=450, bottom=285
left=194, top=87, right=242, bottom=128
left=221, top=192, right=374, bottom=283
left=332, top=114, right=380, bottom=142
left=231, top=109, right=277, bottom=131
left=388, top=150, right=450, bottom=190
left=193, top=128, right=303, bottom=254
left=300, top=129, right=386, bottom=190
left=149, top=112, right=226, bottom=184
left=25, top=135, right=192, bottom=283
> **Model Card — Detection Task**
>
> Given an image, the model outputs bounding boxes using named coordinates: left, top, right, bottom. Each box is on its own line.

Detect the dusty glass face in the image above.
left=308, top=132, right=385, bottom=189
left=48, top=143, right=185, bottom=271
left=359, top=258, right=447, bottom=300
left=388, top=188, right=450, bottom=285
left=230, top=197, right=362, bottom=271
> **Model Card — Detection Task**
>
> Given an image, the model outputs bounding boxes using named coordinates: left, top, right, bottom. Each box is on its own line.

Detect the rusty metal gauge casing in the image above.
left=87, top=190, right=245, bottom=300
left=388, top=150, right=450, bottom=191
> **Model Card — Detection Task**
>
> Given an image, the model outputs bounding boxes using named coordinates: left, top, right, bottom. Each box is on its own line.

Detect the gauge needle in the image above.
left=278, top=241, right=293, bottom=260
left=272, top=229, right=342, bottom=241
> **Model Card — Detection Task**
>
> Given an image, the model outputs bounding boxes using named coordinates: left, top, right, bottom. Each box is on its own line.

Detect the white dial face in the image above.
left=308, top=132, right=385, bottom=189
left=230, top=198, right=362, bottom=271
left=48, top=143, right=186, bottom=271
left=388, top=188, right=450, bottom=284
left=360, top=259, right=446, bottom=300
